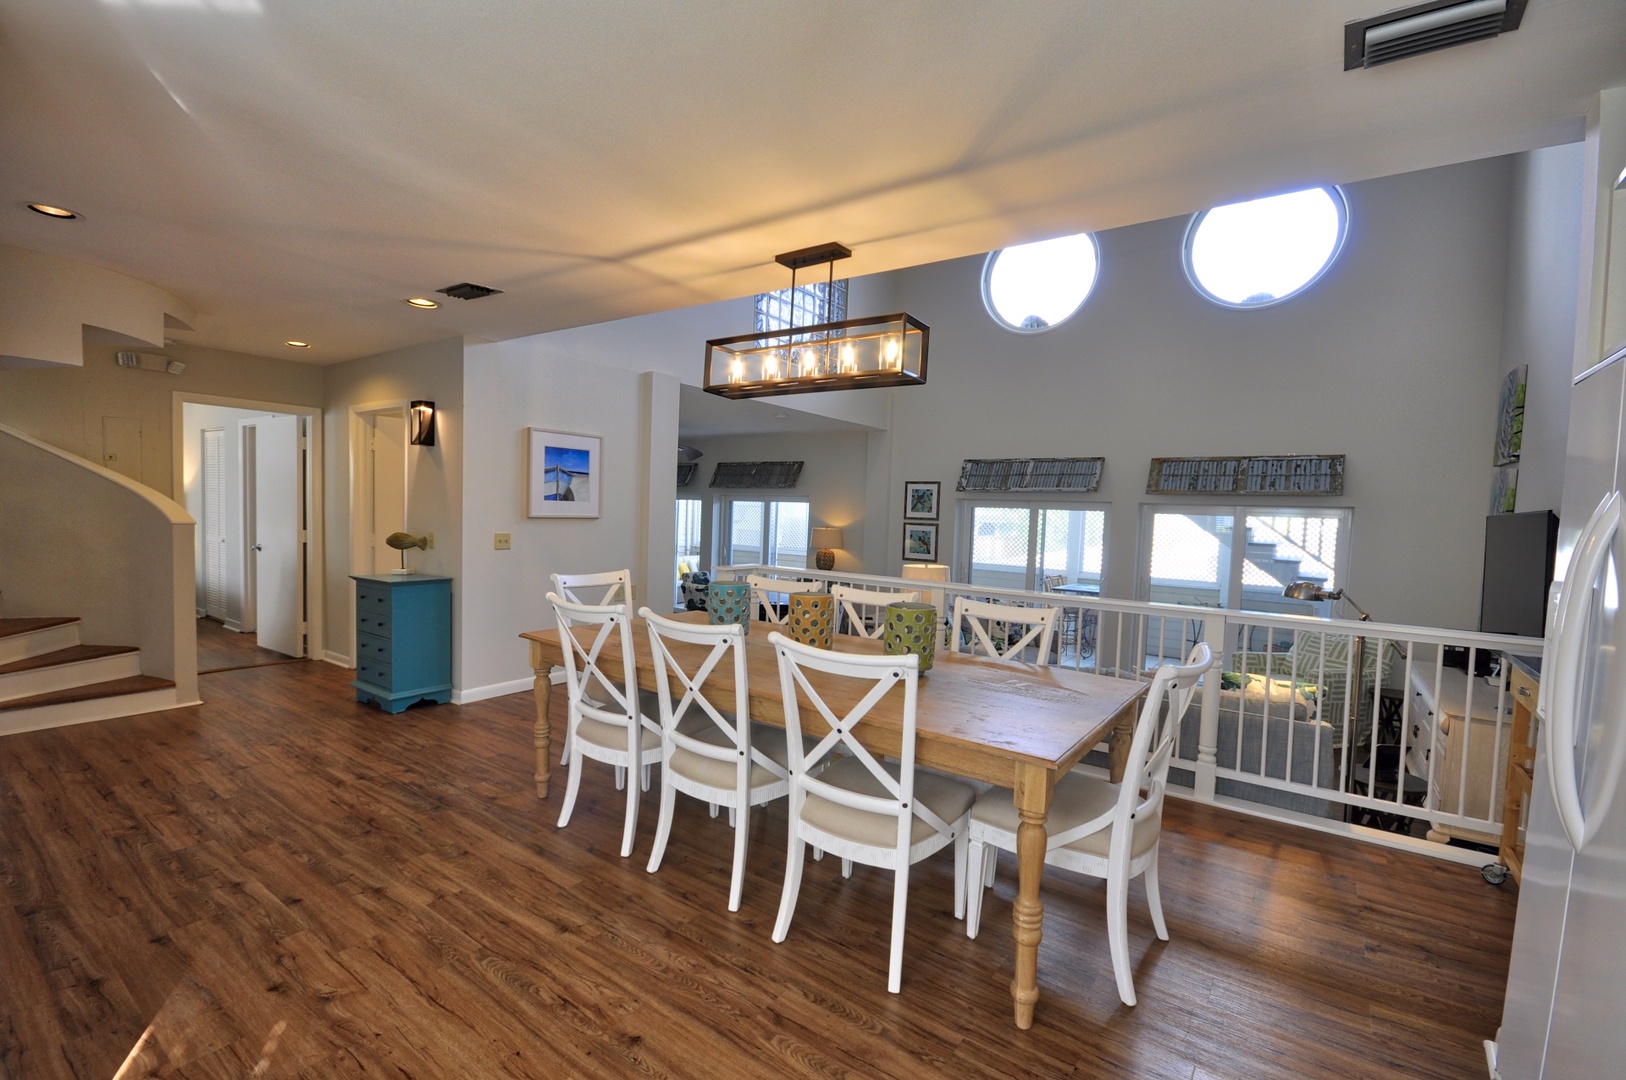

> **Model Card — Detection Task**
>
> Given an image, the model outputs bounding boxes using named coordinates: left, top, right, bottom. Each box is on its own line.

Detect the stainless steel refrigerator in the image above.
left=1494, top=341, right=1626, bottom=1078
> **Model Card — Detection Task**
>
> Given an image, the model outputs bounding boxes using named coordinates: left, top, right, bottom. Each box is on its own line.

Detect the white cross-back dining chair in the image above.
left=768, top=632, right=975, bottom=994
left=951, top=596, right=1058, bottom=664
left=550, top=570, right=634, bottom=765
left=548, top=591, right=664, bottom=858
left=746, top=574, right=824, bottom=626
left=552, top=568, right=633, bottom=607
left=830, top=584, right=922, bottom=639
left=640, top=608, right=794, bottom=912
left=964, top=641, right=1213, bottom=1007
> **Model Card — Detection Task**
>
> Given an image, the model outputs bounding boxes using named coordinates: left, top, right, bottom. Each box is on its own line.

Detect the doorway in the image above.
left=175, top=395, right=324, bottom=674
left=347, top=402, right=413, bottom=663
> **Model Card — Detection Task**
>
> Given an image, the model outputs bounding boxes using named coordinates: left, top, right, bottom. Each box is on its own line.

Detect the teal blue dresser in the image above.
left=351, top=574, right=452, bottom=713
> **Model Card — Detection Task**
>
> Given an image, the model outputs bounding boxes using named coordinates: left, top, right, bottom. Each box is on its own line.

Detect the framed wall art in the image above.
left=527, top=428, right=601, bottom=518
left=1494, top=365, right=1527, bottom=466
left=902, top=522, right=939, bottom=562
left=903, top=480, right=940, bottom=520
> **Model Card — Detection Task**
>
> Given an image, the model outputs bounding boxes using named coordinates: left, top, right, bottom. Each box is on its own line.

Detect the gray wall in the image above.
left=1499, top=143, right=1586, bottom=516
left=882, top=156, right=1517, bottom=630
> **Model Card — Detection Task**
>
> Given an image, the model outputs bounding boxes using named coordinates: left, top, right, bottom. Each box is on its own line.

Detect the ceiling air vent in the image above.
left=1344, top=0, right=1526, bottom=70
left=437, top=282, right=504, bottom=300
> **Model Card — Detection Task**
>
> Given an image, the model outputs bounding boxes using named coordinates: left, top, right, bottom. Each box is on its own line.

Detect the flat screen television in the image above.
left=1479, top=509, right=1559, bottom=638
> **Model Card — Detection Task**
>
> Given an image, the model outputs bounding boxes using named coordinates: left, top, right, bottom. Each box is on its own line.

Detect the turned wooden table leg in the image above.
left=529, top=642, right=552, bottom=799
left=1108, top=702, right=1136, bottom=783
left=1010, top=765, right=1055, bottom=1030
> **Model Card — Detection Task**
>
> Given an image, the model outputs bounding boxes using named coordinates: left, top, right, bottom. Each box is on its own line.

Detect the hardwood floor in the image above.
left=196, top=618, right=303, bottom=675
left=0, top=660, right=1515, bottom=1079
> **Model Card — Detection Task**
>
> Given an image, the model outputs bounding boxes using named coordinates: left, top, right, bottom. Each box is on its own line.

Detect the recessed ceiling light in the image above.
left=27, top=203, right=79, bottom=219
left=406, top=297, right=440, bottom=309
left=285, top=340, right=311, bottom=349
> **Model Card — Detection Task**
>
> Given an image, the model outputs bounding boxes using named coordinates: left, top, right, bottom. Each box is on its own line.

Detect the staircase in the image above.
left=0, top=618, right=178, bottom=736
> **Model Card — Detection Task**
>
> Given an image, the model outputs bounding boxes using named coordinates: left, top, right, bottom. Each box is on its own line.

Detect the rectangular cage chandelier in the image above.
left=703, top=242, right=929, bottom=400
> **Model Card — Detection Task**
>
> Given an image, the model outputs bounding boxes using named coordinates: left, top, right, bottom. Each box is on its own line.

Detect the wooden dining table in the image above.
left=520, top=613, right=1148, bottom=1029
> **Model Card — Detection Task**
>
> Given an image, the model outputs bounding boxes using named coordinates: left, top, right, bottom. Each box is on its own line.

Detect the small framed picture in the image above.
left=903, top=480, right=940, bottom=521
left=902, top=522, right=939, bottom=562
left=527, top=428, right=601, bottom=518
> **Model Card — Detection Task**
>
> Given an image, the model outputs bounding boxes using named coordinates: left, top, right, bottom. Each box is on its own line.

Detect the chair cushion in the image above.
left=802, top=757, right=975, bottom=848
left=670, top=722, right=792, bottom=791
left=971, top=772, right=1161, bottom=861
left=575, top=688, right=664, bottom=752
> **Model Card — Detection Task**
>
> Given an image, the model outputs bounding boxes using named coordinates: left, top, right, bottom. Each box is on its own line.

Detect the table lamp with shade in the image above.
left=811, top=527, right=844, bottom=571
left=900, top=563, right=952, bottom=646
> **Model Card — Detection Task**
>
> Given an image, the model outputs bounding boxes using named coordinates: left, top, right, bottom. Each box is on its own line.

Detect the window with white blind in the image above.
left=959, top=501, right=1107, bottom=592
left=724, top=499, right=810, bottom=568
left=1139, top=505, right=1349, bottom=613
left=674, top=498, right=704, bottom=606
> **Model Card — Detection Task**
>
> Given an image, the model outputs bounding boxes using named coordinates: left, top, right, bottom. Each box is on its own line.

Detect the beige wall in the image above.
left=0, top=341, right=323, bottom=499
left=321, top=337, right=465, bottom=671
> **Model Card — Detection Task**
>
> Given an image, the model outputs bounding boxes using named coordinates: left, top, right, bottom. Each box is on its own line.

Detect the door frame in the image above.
left=172, top=392, right=325, bottom=662
left=348, top=400, right=413, bottom=665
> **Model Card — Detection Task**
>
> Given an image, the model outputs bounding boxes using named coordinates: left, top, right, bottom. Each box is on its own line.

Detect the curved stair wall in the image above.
left=0, top=421, right=199, bottom=717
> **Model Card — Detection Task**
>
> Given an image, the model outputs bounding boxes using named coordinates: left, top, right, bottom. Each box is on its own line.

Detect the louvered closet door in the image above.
left=202, top=427, right=228, bottom=620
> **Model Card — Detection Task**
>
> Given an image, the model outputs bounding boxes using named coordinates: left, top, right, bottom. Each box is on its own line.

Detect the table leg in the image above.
left=1010, top=764, right=1055, bottom=1029
left=1108, top=703, right=1136, bottom=783
left=529, top=643, right=552, bottom=799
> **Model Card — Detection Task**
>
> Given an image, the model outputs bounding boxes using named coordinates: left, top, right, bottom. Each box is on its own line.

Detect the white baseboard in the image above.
left=454, top=677, right=534, bottom=705
left=223, top=618, right=245, bottom=633
left=322, top=650, right=352, bottom=667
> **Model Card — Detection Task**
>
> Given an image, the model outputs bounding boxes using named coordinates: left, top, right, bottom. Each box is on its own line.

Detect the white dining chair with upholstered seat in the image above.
left=640, top=608, right=793, bottom=912
left=746, top=574, right=824, bottom=626
left=548, top=591, right=668, bottom=858
left=550, top=569, right=636, bottom=765
left=830, top=584, right=922, bottom=639
left=951, top=596, right=1059, bottom=664
left=963, top=641, right=1213, bottom=1006
left=768, top=633, right=975, bottom=994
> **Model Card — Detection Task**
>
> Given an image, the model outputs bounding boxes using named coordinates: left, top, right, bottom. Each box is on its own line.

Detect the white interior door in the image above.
left=201, top=427, right=228, bottom=620
left=254, top=414, right=302, bottom=657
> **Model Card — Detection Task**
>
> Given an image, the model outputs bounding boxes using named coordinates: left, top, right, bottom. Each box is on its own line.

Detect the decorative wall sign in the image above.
left=1146, top=454, right=1344, bottom=495
left=1495, top=365, right=1527, bottom=465
left=709, top=461, right=803, bottom=489
left=957, top=457, right=1103, bottom=493
left=902, top=522, right=939, bottom=562
left=527, top=429, right=601, bottom=518
left=903, top=480, right=940, bottom=520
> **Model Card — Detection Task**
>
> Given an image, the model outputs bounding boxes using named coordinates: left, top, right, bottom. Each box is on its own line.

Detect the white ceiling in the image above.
left=3, top=1, right=1625, bottom=365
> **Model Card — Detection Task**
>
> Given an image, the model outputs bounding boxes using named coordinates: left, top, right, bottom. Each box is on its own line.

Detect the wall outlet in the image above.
left=494, top=532, right=511, bottom=550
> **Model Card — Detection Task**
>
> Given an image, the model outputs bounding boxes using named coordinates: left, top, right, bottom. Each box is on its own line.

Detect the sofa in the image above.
left=1170, top=671, right=1340, bottom=819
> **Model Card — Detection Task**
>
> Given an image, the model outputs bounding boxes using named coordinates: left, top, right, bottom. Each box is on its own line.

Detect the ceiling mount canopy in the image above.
left=703, top=242, right=929, bottom=400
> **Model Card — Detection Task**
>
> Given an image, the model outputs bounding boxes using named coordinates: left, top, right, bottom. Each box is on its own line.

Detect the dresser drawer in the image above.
left=357, top=608, right=390, bottom=636
left=357, top=585, right=393, bottom=616
left=356, top=658, right=393, bottom=689
left=355, top=631, right=393, bottom=666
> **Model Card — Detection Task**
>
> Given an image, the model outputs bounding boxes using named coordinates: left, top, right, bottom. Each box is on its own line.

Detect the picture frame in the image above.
left=526, top=428, right=601, bottom=518
left=903, top=480, right=940, bottom=521
left=902, top=522, right=939, bottom=562
left=1494, top=365, right=1527, bottom=466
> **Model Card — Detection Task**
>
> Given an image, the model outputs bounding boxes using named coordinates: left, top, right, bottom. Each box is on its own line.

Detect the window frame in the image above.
left=980, top=231, right=1102, bottom=335
left=1136, top=502, right=1352, bottom=613
left=1181, top=185, right=1350, bottom=310
left=721, top=497, right=812, bottom=569
left=955, top=497, right=1111, bottom=592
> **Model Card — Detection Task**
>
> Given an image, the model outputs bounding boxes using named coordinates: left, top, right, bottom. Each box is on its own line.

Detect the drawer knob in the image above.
left=1516, top=686, right=1532, bottom=698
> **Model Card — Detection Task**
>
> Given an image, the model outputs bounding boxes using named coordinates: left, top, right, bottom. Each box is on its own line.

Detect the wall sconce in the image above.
left=409, top=400, right=436, bottom=446
left=811, top=526, right=844, bottom=571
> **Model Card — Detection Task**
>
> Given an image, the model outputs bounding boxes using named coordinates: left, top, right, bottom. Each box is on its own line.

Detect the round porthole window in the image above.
left=1184, top=186, right=1348, bottom=308
left=982, top=231, right=1100, bottom=333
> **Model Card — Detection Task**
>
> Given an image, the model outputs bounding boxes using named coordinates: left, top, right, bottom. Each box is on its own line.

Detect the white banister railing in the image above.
left=0, top=421, right=199, bottom=707
left=715, top=563, right=1542, bottom=865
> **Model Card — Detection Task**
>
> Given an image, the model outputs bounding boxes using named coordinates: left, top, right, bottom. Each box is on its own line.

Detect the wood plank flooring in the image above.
left=196, top=618, right=302, bottom=675
left=0, top=660, right=1516, bottom=1079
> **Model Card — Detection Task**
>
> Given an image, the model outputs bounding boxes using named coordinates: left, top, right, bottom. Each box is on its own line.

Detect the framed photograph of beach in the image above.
left=527, top=428, right=601, bottom=518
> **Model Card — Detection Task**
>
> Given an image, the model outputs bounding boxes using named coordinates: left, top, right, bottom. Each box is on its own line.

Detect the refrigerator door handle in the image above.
left=1547, top=491, right=1621, bottom=851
